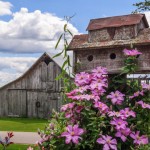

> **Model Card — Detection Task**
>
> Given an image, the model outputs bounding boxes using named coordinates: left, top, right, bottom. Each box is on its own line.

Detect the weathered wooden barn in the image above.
left=0, top=53, right=63, bottom=118
left=68, top=14, right=150, bottom=74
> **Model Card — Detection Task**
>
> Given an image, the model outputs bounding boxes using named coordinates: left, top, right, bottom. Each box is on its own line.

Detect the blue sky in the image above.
left=0, top=0, right=149, bottom=86
left=4, top=0, right=141, bottom=32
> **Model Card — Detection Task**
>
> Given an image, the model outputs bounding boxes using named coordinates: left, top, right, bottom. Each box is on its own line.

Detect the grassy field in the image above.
left=0, top=144, right=39, bottom=150
left=0, top=117, right=47, bottom=132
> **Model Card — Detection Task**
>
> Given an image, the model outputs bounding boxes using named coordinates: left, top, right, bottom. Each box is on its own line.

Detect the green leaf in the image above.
left=64, top=24, right=67, bottom=31
left=53, top=50, right=64, bottom=58
left=65, top=39, right=69, bottom=46
left=63, top=48, right=67, bottom=58
left=67, top=55, right=72, bottom=67
left=62, top=59, right=68, bottom=70
left=67, top=29, right=73, bottom=37
left=55, top=34, right=63, bottom=49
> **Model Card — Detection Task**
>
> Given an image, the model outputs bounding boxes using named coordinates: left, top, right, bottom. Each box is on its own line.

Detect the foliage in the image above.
left=34, top=49, right=150, bottom=150
left=53, top=16, right=74, bottom=72
left=133, top=0, right=150, bottom=12
left=54, top=16, right=76, bottom=103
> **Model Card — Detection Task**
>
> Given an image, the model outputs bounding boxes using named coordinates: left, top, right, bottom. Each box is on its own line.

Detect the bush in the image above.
left=36, top=49, right=150, bottom=150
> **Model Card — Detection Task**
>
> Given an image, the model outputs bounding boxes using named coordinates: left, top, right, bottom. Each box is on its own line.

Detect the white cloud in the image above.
left=144, top=11, right=150, bottom=26
left=0, top=57, right=37, bottom=72
left=0, top=3, right=79, bottom=87
left=0, top=71, right=20, bottom=87
left=0, top=7, right=79, bottom=53
left=0, top=57, right=37, bottom=87
left=0, top=0, right=12, bottom=16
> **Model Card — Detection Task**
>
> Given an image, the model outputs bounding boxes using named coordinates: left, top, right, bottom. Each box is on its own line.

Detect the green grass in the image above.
left=0, top=117, right=47, bottom=132
left=0, top=144, right=39, bottom=150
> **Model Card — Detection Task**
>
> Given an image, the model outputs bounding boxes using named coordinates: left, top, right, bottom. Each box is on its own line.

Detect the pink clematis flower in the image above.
left=70, top=94, right=100, bottom=102
left=110, top=118, right=128, bottom=130
left=92, top=66, right=108, bottom=78
left=61, top=124, right=84, bottom=144
left=97, top=135, right=117, bottom=150
left=130, top=131, right=148, bottom=145
left=120, top=108, right=136, bottom=119
left=75, top=105, right=84, bottom=113
left=123, top=49, right=142, bottom=56
left=94, top=101, right=109, bottom=114
left=77, top=85, right=90, bottom=93
left=142, top=83, right=150, bottom=91
left=61, top=103, right=75, bottom=112
left=67, top=86, right=90, bottom=96
left=90, top=82, right=106, bottom=91
left=66, top=90, right=77, bottom=97
left=91, top=88, right=106, bottom=96
left=115, top=128, right=131, bottom=142
left=129, top=91, right=144, bottom=99
left=108, top=111, right=124, bottom=119
left=93, top=76, right=107, bottom=83
left=107, top=91, right=125, bottom=105
left=137, top=100, right=150, bottom=109
left=65, top=111, right=73, bottom=118
left=75, top=72, right=91, bottom=86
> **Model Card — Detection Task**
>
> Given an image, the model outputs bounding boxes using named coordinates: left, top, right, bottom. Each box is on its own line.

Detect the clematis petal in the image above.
left=61, top=132, right=70, bottom=137
left=111, top=139, right=117, bottom=145
left=121, top=135, right=127, bottom=142
left=77, top=129, right=84, bottom=135
left=72, top=136, right=80, bottom=144
left=67, top=125, right=73, bottom=133
left=102, top=135, right=107, bottom=141
left=115, top=132, right=121, bottom=137
left=130, top=133, right=135, bottom=139
left=106, top=135, right=112, bottom=140
left=109, top=144, right=117, bottom=150
left=73, top=124, right=79, bottom=130
left=97, top=138, right=106, bottom=144
left=65, top=136, right=72, bottom=144
left=103, top=144, right=110, bottom=150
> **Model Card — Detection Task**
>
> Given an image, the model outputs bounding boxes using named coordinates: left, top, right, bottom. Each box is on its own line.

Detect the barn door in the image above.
left=8, top=90, right=27, bottom=117
left=27, top=91, right=38, bottom=118
left=27, top=91, right=48, bottom=118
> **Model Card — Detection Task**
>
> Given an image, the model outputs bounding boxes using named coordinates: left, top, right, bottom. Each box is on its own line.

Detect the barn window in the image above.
left=87, top=55, right=93, bottom=62
left=110, top=53, right=116, bottom=59
left=43, top=56, right=52, bottom=65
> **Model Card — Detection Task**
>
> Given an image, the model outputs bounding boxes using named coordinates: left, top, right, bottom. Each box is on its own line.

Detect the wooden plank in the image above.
left=37, top=92, right=47, bottom=118
left=55, top=65, right=61, bottom=92
left=56, top=93, right=62, bottom=111
left=48, top=62, right=55, bottom=82
left=41, top=62, right=48, bottom=82
left=27, top=91, right=38, bottom=118
left=7, top=90, right=27, bottom=117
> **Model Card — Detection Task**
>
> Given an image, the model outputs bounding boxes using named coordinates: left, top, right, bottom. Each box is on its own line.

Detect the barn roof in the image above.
left=68, top=28, right=150, bottom=50
left=86, top=14, right=149, bottom=31
left=0, top=52, right=71, bottom=90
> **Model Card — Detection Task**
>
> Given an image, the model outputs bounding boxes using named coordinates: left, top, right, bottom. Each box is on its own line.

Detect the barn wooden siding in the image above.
left=0, top=53, right=63, bottom=118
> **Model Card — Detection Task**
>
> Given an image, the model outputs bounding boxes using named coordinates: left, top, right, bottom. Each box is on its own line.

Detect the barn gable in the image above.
left=0, top=53, right=63, bottom=118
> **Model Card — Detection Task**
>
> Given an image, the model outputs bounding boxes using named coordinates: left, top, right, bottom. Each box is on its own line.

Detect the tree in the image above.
left=133, top=0, right=150, bottom=12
